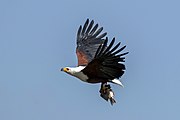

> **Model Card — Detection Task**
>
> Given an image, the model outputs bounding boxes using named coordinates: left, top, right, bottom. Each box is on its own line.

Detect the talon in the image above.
left=99, top=83, right=116, bottom=105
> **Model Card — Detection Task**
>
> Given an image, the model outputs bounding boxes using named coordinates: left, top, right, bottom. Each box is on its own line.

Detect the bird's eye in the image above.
left=66, top=68, right=69, bottom=71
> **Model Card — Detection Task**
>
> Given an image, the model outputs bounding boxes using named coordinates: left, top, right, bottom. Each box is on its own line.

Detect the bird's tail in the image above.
left=110, top=79, right=124, bottom=87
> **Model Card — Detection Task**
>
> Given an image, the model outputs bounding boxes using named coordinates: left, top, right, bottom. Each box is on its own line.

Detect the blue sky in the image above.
left=0, top=0, right=180, bottom=120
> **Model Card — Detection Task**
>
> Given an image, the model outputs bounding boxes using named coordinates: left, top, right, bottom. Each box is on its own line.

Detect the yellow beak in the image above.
left=61, top=68, right=68, bottom=72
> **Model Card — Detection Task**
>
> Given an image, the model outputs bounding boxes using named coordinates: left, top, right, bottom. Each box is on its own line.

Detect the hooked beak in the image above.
left=60, top=68, right=69, bottom=72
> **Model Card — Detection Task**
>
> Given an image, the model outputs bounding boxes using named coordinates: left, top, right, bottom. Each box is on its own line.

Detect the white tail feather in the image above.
left=111, top=79, right=124, bottom=87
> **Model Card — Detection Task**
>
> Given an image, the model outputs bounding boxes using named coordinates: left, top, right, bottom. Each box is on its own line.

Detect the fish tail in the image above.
left=110, top=97, right=116, bottom=105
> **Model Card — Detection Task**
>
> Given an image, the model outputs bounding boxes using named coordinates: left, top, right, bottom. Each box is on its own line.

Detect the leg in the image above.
left=99, top=82, right=108, bottom=101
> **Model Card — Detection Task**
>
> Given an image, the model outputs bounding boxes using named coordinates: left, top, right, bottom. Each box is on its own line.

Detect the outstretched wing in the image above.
left=76, top=19, right=107, bottom=66
left=82, top=37, right=129, bottom=80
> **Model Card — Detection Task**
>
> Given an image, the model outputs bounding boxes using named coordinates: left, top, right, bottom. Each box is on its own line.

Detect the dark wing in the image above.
left=76, top=19, right=107, bottom=66
left=82, top=37, right=129, bottom=80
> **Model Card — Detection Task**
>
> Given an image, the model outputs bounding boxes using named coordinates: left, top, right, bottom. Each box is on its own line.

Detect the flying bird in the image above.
left=61, top=19, right=128, bottom=105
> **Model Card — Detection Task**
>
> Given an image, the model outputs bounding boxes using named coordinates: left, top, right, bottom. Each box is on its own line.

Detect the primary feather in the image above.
left=76, top=19, right=107, bottom=66
left=82, top=37, right=128, bottom=81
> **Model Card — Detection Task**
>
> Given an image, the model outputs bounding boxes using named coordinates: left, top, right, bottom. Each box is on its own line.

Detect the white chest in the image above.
left=73, top=71, right=88, bottom=82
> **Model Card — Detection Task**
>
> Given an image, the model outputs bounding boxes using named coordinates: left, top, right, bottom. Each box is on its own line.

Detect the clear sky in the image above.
left=0, top=0, right=180, bottom=120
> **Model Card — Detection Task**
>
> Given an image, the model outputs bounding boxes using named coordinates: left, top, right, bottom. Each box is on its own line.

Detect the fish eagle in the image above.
left=61, top=19, right=128, bottom=105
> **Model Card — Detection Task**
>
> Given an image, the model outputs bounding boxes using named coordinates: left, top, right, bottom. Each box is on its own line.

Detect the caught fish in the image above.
left=99, top=83, right=116, bottom=105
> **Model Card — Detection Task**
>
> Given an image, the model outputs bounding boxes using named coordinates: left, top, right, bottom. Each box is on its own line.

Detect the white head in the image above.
left=61, top=67, right=74, bottom=75
left=60, top=66, right=85, bottom=75
left=61, top=66, right=88, bottom=82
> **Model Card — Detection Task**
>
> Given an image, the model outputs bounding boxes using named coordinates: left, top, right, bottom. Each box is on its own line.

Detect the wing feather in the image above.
left=91, top=27, right=103, bottom=38
left=95, top=38, right=108, bottom=57
left=82, top=19, right=89, bottom=34
left=86, top=20, right=94, bottom=34
left=77, top=26, right=82, bottom=40
left=90, top=24, right=98, bottom=35
left=82, top=38, right=128, bottom=80
left=102, top=37, right=115, bottom=55
left=111, top=45, right=126, bottom=56
left=76, top=19, right=107, bottom=66
left=96, top=32, right=107, bottom=39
